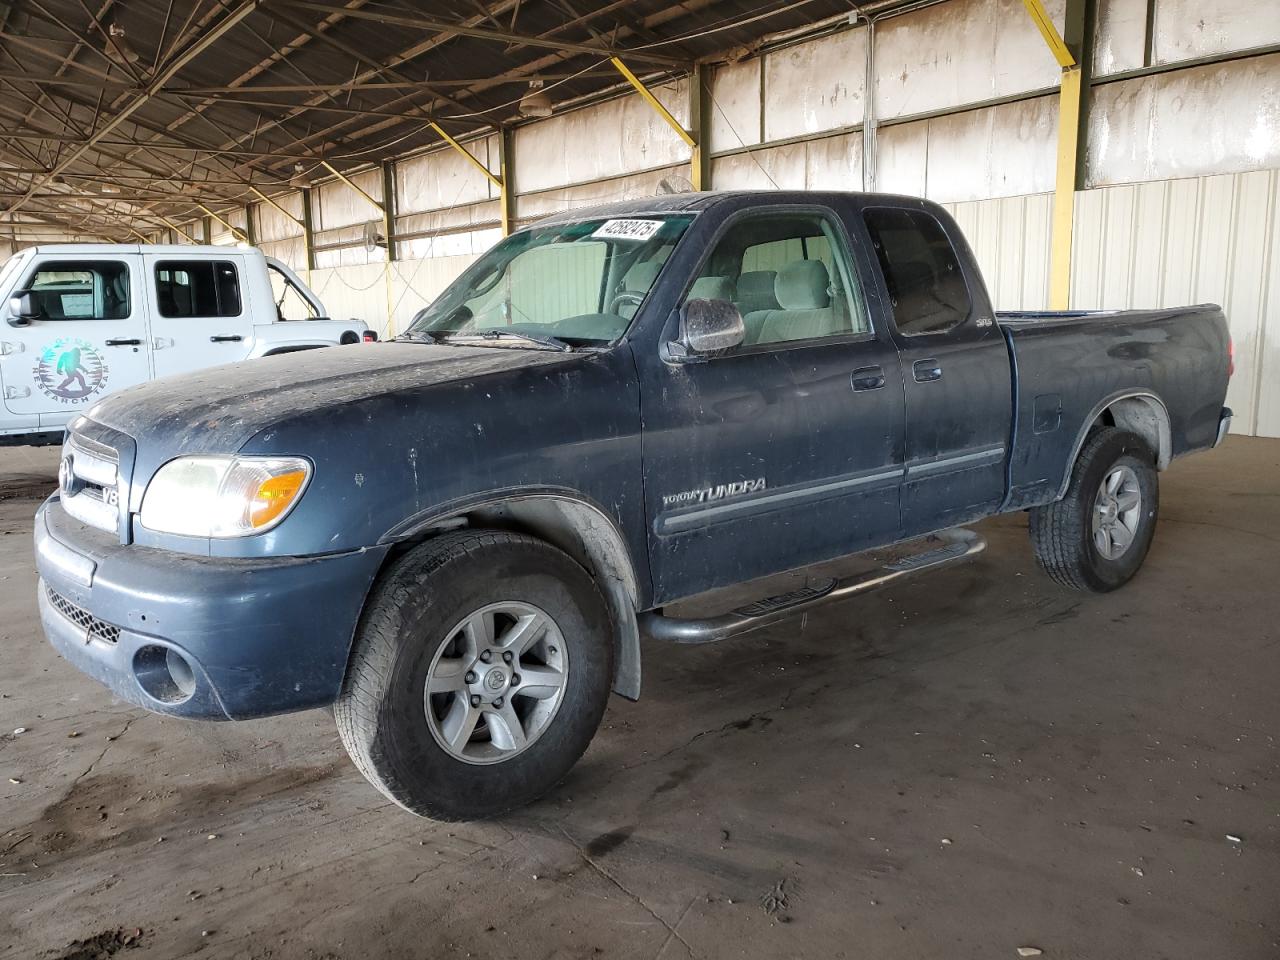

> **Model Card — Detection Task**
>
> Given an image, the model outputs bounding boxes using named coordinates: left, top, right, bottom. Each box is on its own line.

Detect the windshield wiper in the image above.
left=444, top=329, right=573, bottom=352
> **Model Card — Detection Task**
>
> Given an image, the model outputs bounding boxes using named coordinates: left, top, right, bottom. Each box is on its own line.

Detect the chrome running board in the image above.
left=639, top=528, right=986, bottom=645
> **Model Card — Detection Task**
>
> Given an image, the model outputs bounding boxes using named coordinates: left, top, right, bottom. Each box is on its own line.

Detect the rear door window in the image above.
left=155, top=260, right=242, bottom=318
left=863, top=208, right=971, bottom=336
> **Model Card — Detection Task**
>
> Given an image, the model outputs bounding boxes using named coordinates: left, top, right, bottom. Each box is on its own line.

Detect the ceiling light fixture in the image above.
left=105, top=23, right=141, bottom=65
left=518, top=79, right=553, bottom=119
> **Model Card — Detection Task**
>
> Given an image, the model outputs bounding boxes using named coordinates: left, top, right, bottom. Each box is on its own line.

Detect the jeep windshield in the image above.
left=405, top=214, right=693, bottom=347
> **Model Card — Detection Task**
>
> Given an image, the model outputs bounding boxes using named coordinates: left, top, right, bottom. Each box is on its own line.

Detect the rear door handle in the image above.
left=851, top=365, right=886, bottom=391
left=104, top=338, right=142, bottom=346
left=210, top=335, right=244, bottom=343
left=913, top=358, right=942, bottom=382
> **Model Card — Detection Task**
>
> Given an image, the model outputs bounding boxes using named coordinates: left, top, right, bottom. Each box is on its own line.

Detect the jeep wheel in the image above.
left=1029, top=427, right=1159, bottom=592
left=335, top=530, right=614, bottom=820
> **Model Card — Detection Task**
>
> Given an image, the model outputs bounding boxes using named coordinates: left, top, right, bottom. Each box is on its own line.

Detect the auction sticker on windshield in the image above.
left=592, top=219, right=664, bottom=242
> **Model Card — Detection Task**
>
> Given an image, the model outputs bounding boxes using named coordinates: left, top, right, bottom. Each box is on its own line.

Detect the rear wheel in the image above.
left=335, top=530, right=614, bottom=820
left=1029, top=427, right=1159, bottom=592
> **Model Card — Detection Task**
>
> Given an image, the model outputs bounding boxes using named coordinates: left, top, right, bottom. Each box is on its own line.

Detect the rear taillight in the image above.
left=362, top=330, right=378, bottom=343
left=1228, top=337, right=1235, bottom=377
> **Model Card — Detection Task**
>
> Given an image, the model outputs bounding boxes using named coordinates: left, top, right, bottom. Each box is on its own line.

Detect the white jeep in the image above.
left=0, top=244, right=371, bottom=445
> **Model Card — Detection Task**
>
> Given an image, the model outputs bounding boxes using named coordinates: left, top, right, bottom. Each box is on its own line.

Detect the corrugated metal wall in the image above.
left=945, top=171, right=1280, bottom=438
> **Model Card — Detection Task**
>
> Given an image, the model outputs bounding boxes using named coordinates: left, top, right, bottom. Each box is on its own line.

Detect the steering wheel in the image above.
left=608, top=291, right=645, bottom=315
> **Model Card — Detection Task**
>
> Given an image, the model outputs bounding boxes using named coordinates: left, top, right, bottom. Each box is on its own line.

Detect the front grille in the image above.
left=60, top=434, right=122, bottom=533
left=45, top=585, right=121, bottom=645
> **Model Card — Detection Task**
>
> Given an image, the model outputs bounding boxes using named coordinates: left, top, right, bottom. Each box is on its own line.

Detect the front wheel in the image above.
left=1029, top=427, right=1159, bottom=592
left=335, top=530, right=614, bottom=820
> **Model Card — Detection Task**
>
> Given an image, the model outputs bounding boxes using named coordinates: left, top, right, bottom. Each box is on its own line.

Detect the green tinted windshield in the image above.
left=407, top=215, right=693, bottom=344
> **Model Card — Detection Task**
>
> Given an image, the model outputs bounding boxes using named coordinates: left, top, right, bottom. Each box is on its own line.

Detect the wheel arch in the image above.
left=383, top=492, right=644, bottom=701
left=1057, top=391, right=1171, bottom=499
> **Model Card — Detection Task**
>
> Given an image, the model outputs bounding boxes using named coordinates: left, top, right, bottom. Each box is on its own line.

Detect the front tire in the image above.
left=335, top=530, right=614, bottom=820
left=1029, top=427, right=1159, bottom=592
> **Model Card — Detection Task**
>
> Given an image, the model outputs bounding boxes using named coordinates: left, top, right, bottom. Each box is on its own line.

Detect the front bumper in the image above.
left=34, top=497, right=389, bottom=720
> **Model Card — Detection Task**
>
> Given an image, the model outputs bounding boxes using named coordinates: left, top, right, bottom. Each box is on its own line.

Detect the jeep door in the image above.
left=0, top=254, right=151, bottom=430
left=638, top=202, right=906, bottom=604
left=144, top=254, right=254, bottom=378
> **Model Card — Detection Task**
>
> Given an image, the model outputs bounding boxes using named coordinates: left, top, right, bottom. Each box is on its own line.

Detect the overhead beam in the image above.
left=6, top=0, right=260, bottom=214
left=269, top=1, right=691, bottom=66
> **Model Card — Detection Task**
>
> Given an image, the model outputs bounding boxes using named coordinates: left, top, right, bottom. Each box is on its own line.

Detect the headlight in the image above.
left=139, top=456, right=311, bottom=538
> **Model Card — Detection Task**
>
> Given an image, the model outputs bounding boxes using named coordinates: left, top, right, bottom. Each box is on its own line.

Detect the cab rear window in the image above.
left=863, top=208, right=971, bottom=336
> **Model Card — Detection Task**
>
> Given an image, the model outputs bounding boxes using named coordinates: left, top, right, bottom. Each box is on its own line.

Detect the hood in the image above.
left=84, top=341, right=579, bottom=454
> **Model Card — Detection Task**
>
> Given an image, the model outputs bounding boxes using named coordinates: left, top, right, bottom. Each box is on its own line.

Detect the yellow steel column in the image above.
left=1051, top=67, right=1082, bottom=310
left=1021, top=0, right=1082, bottom=309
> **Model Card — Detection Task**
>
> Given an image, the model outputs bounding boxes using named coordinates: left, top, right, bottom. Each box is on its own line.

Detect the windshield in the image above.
left=407, top=214, right=693, bottom=346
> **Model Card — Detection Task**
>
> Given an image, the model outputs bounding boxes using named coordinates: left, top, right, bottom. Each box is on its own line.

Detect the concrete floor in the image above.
left=1, top=438, right=1277, bottom=960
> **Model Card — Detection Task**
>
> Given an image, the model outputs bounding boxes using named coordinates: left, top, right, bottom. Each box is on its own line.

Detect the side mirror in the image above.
left=673, top=299, right=744, bottom=359
left=7, top=291, right=36, bottom=327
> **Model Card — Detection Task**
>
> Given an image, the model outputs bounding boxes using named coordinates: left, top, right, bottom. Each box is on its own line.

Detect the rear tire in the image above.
left=1029, top=427, right=1159, bottom=592
left=335, top=530, right=614, bottom=820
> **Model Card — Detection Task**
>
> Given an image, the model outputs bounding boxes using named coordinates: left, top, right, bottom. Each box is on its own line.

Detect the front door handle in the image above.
left=851, top=365, right=886, bottom=391
left=210, top=334, right=244, bottom=343
left=913, top=358, right=942, bottom=382
left=104, top=338, right=142, bottom=346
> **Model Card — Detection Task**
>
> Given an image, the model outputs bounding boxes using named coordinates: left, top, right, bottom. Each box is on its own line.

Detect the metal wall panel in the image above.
left=513, top=78, right=691, bottom=194
left=253, top=190, right=304, bottom=244
left=709, top=136, right=856, bottom=190
left=944, top=192, right=1053, bottom=311
left=396, top=136, right=498, bottom=215
left=875, top=0, right=1063, bottom=121
left=877, top=96, right=1057, bottom=203
left=1094, top=0, right=1147, bottom=76
left=1088, top=55, right=1280, bottom=186
left=763, top=28, right=866, bottom=141
left=1154, top=0, right=1280, bottom=64
left=515, top=164, right=688, bottom=220
left=708, top=58, right=762, bottom=153
left=315, top=168, right=384, bottom=232
left=1071, top=170, right=1280, bottom=437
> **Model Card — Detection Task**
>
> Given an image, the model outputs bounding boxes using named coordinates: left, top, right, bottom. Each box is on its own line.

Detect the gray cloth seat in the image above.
left=735, top=270, right=780, bottom=315
left=743, top=260, right=845, bottom=345
left=617, top=260, right=662, bottom=318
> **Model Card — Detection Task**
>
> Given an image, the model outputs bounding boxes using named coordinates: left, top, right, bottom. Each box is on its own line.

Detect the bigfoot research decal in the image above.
left=33, top=338, right=109, bottom=404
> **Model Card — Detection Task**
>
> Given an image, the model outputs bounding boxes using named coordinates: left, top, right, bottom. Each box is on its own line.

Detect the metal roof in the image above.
left=0, top=0, right=913, bottom=242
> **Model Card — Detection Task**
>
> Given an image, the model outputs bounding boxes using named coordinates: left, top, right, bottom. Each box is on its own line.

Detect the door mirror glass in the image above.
left=7, top=291, right=36, bottom=326
left=676, top=298, right=744, bottom=357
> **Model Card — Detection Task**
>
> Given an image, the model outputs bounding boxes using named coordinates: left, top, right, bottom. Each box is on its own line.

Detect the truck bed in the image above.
left=997, top=305, right=1231, bottom=509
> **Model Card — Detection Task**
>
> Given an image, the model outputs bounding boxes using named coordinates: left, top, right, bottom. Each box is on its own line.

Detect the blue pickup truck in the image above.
left=34, top=191, right=1232, bottom=820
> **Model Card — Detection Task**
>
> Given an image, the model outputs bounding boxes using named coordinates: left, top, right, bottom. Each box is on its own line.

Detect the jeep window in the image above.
left=863, top=207, right=971, bottom=336
left=22, top=260, right=131, bottom=320
left=155, top=260, right=243, bottom=318
left=407, top=215, right=693, bottom=345
left=682, top=212, right=869, bottom=347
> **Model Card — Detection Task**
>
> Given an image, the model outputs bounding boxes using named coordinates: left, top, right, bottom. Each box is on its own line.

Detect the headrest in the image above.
left=688, top=275, right=736, bottom=302
left=776, top=260, right=830, bottom=310
left=624, top=260, right=662, bottom=292
left=736, top=270, right=777, bottom=298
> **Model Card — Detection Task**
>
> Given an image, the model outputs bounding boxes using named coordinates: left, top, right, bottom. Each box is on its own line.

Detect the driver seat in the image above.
left=617, top=261, right=661, bottom=319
